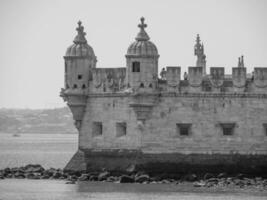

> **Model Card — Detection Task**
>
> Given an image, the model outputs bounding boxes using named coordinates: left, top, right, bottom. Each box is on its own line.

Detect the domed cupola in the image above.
left=65, top=21, right=97, bottom=61
left=126, top=17, right=159, bottom=91
left=127, top=17, right=158, bottom=57
left=63, top=21, right=97, bottom=91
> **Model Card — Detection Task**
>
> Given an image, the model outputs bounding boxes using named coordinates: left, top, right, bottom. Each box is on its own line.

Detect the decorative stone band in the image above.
left=63, top=55, right=97, bottom=61
left=87, top=92, right=267, bottom=99
left=125, top=54, right=160, bottom=59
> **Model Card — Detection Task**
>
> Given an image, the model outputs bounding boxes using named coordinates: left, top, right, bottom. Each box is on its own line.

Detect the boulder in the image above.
left=67, top=175, right=78, bottom=182
left=135, top=174, right=150, bottom=183
left=106, top=176, right=117, bottom=182
left=98, top=171, right=110, bottom=181
left=52, top=172, right=63, bottom=179
left=203, top=173, right=214, bottom=180
left=89, top=175, right=98, bottom=181
left=206, top=178, right=219, bottom=183
left=217, top=173, right=227, bottom=179
left=78, top=174, right=89, bottom=181
left=25, top=164, right=44, bottom=173
left=14, top=172, right=25, bottom=179
left=183, top=174, right=197, bottom=182
left=193, top=181, right=205, bottom=187
left=120, top=175, right=134, bottom=183
left=126, top=164, right=136, bottom=174
left=26, top=173, right=41, bottom=179
left=41, top=174, right=51, bottom=179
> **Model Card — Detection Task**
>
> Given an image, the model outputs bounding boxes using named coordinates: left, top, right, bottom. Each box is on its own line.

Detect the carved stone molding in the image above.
left=129, top=103, right=154, bottom=121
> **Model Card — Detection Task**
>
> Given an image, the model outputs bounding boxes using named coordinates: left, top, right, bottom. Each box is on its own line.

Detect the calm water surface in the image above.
left=0, top=133, right=266, bottom=200
left=0, top=133, right=77, bottom=169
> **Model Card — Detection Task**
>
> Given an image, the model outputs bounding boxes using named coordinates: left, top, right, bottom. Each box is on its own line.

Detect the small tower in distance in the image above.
left=194, top=34, right=206, bottom=75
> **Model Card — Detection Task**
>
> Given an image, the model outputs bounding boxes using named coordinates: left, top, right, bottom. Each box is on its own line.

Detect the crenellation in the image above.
left=232, top=67, right=247, bottom=92
left=166, top=66, right=180, bottom=92
left=188, top=66, right=203, bottom=92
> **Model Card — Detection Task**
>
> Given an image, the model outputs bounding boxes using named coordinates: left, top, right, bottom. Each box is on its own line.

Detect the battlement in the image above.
left=159, top=66, right=267, bottom=93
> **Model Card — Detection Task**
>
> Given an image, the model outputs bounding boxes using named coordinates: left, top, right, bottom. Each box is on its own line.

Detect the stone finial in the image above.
left=241, top=55, right=244, bottom=67
left=196, top=34, right=201, bottom=44
left=238, top=55, right=245, bottom=68
left=73, top=20, right=87, bottom=44
left=135, top=17, right=150, bottom=41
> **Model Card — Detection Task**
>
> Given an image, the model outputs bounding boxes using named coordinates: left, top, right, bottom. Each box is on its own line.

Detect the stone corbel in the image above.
left=74, top=120, right=82, bottom=131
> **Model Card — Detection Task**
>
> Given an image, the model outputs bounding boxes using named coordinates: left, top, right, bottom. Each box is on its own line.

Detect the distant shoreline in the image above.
left=0, top=132, right=77, bottom=134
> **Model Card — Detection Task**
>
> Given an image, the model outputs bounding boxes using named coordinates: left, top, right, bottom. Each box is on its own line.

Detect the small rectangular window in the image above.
left=132, top=62, right=140, bottom=72
left=92, top=122, right=102, bottom=137
left=116, top=122, right=126, bottom=137
left=220, top=123, right=235, bottom=136
left=176, top=123, right=191, bottom=136
left=78, top=74, right=83, bottom=80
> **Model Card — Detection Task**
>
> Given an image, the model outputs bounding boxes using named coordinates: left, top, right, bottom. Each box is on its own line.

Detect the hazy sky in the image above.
left=0, top=0, right=266, bottom=109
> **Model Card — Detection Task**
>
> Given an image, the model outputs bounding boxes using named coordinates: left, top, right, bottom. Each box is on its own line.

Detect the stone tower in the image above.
left=126, top=17, right=159, bottom=91
left=194, top=34, right=206, bottom=75
left=61, top=21, right=97, bottom=130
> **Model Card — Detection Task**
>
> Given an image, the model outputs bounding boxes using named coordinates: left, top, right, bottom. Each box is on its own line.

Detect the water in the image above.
left=0, top=133, right=77, bottom=169
left=0, top=133, right=266, bottom=200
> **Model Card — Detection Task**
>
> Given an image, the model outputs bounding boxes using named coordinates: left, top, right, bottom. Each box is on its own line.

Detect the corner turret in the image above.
left=126, top=17, right=159, bottom=91
left=61, top=21, right=97, bottom=130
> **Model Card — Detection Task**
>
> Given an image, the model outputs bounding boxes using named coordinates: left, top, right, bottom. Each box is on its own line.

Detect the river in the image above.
left=0, top=133, right=266, bottom=200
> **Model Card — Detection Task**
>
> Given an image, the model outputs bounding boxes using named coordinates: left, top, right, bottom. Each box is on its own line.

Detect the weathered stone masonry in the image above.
left=61, top=18, right=267, bottom=174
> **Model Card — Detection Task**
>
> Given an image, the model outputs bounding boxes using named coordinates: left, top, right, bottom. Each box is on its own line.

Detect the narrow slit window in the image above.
left=82, top=84, right=86, bottom=89
left=73, top=84, right=77, bottom=89
left=176, top=123, right=191, bottom=136
left=132, top=62, right=140, bottom=72
left=116, top=122, right=126, bottom=137
left=140, top=83, right=144, bottom=88
left=78, top=74, right=83, bottom=80
left=92, top=122, right=102, bottom=137
left=220, top=123, right=235, bottom=136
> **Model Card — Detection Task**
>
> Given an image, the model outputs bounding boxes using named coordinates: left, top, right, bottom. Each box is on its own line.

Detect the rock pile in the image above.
left=0, top=164, right=266, bottom=189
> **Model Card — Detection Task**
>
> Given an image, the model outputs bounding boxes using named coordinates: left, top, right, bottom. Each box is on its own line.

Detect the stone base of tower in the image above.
left=64, top=150, right=87, bottom=172
left=76, top=149, right=267, bottom=175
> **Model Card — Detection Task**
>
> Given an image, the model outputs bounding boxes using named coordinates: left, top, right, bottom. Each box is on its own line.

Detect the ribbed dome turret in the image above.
left=127, top=17, right=158, bottom=57
left=65, top=21, right=96, bottom=59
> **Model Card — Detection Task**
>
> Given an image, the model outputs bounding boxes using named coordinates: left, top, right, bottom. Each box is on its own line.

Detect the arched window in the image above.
left=132, top=62, right=140, bottom=72
left=82, top=84, right=86, bottom=89
left=140, top=83, right=144, bottom=88
left=73, top=84, right=77, bottom=89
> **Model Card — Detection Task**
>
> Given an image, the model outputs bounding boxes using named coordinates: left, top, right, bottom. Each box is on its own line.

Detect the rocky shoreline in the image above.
left=0, top=164, right=266, bottom=190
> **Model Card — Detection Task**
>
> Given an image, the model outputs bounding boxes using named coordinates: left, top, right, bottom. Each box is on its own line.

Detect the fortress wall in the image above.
left=78, top=93, right=267, bottom=155
left=79, top=96, right=141, bottom=150
left=143, top=96, right=267, bottom=154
